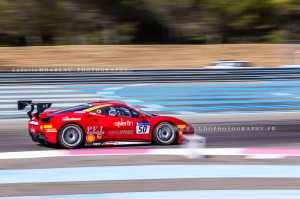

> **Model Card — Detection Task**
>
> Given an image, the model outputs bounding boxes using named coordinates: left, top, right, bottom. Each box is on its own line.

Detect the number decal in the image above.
left=136, top=122, right=150, bottom=134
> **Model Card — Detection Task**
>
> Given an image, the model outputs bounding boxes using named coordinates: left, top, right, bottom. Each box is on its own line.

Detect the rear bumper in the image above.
left=29, top=131, right=49, bottom=145
left=28, top=122, right=57, bottom=144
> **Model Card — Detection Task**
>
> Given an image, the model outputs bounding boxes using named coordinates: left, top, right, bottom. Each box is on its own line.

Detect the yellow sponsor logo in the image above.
left=177, top=124, right=186, bottom=129
left=40, top=126, right=43, bottom=130
left=43, top=125, right=52, bottom=129
left=86, top=135, right=95, bottom=142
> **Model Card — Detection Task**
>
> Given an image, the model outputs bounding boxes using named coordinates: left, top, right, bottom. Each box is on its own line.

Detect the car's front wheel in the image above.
left=58, top=124, right=84, bottom=149
left=153, top=122, right=177, bottom=145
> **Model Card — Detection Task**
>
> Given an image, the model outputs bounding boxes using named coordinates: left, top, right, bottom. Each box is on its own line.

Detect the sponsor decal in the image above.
left=108, top=130, right=134, bottom=136
left=136, top=122, right=150, bottom=134
left=29, top=128, right=35, bottom=133
left=62, top=116, right=81, bottom=121
left=177, top=124, right=186, bottom=129
left=87, top=126, right=105, bottom=134
left=45, top=128, right=57, bottom=133
left=86, top=135, right=95, bottom=142
left=97, top=134, right=102, bottom=139
left=29, top=121, right=38, bottom=125
left=92, top=143, right=102, bottom=146
left=43, top=125, right=52, bottom=129
left=114, top=119, right=134, bottom=128
left=102, top=141, right=118, bottom=146
left=40, top=126, right=43, bottom=130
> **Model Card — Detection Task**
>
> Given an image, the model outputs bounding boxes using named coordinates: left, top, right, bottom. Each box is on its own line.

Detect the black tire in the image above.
left=58, top=124, right=84, bottom=149
left=152, top=122, right=177, bottom=145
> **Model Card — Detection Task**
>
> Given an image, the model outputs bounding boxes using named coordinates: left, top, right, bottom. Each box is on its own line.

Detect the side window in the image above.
left=106, top=106, right=140, bottom=118
left=92, top=107, right=108, bottom=115
left=130, top=109, right=139, bottom=118
left=105, top=106, right=124, bottom=117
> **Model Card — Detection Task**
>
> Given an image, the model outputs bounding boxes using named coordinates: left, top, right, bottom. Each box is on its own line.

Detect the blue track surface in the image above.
left=1, top=81, right=300, bottom=119
left=1, top=165, right=300, bottom=184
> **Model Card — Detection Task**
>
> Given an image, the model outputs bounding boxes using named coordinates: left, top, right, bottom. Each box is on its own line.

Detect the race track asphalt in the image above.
left=1, top=112, right=300, bottom=153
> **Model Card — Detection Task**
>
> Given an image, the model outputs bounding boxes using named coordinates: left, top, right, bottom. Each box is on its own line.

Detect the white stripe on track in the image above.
left=0, top=94, right=98, bottom=99
left=0, top=98, right=100, bottom=103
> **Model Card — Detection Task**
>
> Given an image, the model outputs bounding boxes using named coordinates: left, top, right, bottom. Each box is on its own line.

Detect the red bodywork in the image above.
left=27, top=101, right=194, bottom=147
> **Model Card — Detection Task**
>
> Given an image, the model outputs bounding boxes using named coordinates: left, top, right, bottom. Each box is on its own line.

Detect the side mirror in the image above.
left=85, top=112, right=92, bottom=117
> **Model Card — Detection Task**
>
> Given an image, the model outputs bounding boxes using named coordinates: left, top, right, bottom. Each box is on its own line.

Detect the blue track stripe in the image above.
left=122, top=99, right=300, bottom=105
left=6, top=99, right=298, bottom=106
left=103, top=95, right=293, bottom=100
left=97, top=91, right=298, bottom=97
left=111, top=87, right=300, bottom=92
left=1, top=165, right=300, bottom=184
left=139, top=104, right=300, bottom=111
left=1, top=104, right=300, bottom=115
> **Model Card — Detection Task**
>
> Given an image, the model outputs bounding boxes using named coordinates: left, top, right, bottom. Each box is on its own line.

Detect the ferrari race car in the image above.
left=18, top=100, right=194, bottom=149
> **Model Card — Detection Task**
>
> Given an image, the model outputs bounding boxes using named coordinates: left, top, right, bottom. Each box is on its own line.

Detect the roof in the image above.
left=89, top=101, right=127, bottom=107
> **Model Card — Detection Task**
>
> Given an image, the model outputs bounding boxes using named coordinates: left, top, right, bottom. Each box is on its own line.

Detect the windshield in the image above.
left=127, top=104, right=154, bottom=117
left=49, top=104, right=91, bottom=115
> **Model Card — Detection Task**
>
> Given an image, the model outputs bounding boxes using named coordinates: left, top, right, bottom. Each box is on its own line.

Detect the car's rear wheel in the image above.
left=58, top=124, right=84, bottom=149
left=153, top=122, right=177, bottom=145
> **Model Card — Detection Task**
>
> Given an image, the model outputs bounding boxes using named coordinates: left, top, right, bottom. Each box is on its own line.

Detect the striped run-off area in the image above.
left=1, top=81, right=300, bottom=119
left=2, top=155, right=300, bottom=198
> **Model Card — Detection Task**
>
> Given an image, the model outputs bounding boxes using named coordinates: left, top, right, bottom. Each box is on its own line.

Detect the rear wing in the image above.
left=17, top=100, right=52, bottom=119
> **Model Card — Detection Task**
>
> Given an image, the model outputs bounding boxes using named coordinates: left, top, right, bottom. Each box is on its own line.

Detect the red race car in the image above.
left=18, top=100, right=194, bottom=149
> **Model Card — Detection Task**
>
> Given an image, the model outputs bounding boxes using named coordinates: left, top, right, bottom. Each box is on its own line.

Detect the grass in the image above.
left=0, top=44, right=298, bottom=69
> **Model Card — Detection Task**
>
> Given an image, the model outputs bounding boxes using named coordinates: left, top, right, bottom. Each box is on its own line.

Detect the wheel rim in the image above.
left=156, top=123, right=175, bottom=144
left=62, top=126, right=82, bottom=147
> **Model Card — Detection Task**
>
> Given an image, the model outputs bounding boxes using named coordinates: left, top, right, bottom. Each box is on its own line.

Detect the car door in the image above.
left=88, top=106, right=151, bottom=141
left=108, top=106, right=152, bottom=140
left=85, top=107, right=121, bottom=141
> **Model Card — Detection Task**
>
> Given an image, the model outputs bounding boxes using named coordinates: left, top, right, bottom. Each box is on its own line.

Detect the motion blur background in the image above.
left=0, top=0, right=299, bottom=45
left=0, top=0, right=299, bottom=68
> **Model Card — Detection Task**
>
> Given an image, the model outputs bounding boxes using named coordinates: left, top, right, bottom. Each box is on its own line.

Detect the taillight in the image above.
left=41, top=117, right=51, bottom=123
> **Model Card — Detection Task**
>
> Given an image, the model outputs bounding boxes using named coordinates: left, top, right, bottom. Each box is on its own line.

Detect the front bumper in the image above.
left=177, top=125, right=194, bottom=143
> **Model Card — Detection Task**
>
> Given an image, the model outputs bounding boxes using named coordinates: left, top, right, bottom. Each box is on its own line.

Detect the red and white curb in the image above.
left=1, top=148, right=300, bottom=160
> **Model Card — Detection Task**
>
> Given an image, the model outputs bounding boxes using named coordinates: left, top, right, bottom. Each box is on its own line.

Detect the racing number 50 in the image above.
left=138, top=126, right=147, bottom=134
left=136, top=123, right=150, bottom=134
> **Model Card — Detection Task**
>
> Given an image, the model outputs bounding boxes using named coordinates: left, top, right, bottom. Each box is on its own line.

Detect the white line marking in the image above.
left=103, top=87, right=124, bottom=90
left=0, top=86, right=58, bottom=89
left=245, top=155, right=286, bottom=159
left=128, top=84, right=151, bottom=87
left=0, top=148, right=244, bottom=159
left=0, top=94, right=98, bottom=99
left=175, top=111, right=199, bottom=115
left=0, top=98, right=100, bottom=103
left=96, top=91, right=115, bottom=95
left=271, top=92, right=293, bottom=96
left=0, top=90, right=79, bottom=94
